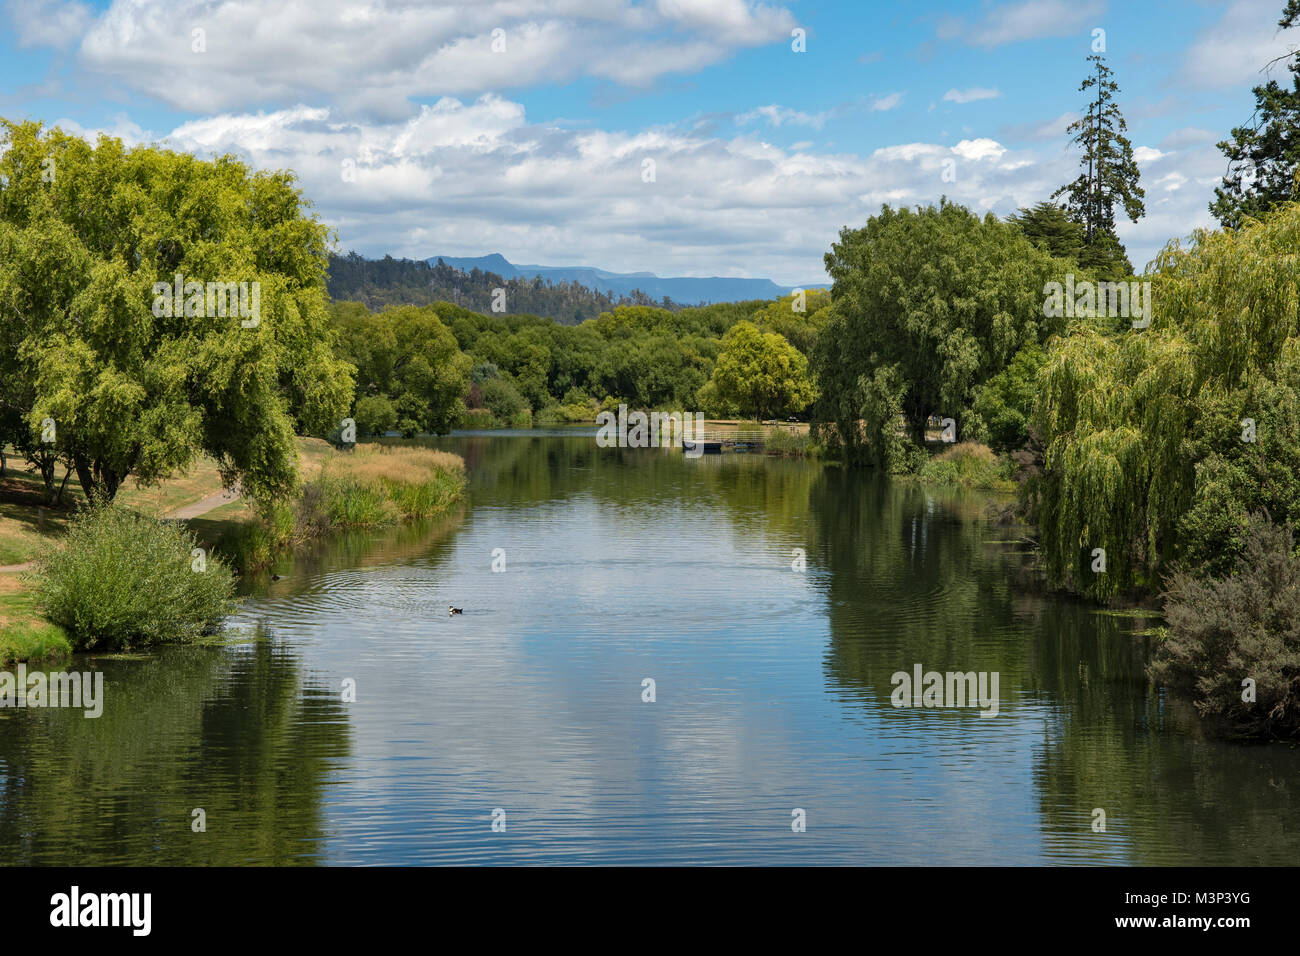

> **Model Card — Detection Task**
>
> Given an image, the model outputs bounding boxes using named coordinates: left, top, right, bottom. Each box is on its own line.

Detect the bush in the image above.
left=971, top=344, right=1044, bottom=452
left=1151, top=515, right=1300, bottom=739
left=764, top=428, right=817, bottom=458
left=459, top=407, right=495, bottom=429
left=36, top=504, right=237, bottom=651
left=302, top=444, right=465, bottom=529
left=481, top=377, right=526, bottom=422
left=916, top=442, right=1012, bottom=490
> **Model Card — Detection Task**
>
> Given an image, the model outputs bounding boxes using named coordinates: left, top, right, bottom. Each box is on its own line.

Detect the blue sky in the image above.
left=2, top=0, right=1295, bottom=284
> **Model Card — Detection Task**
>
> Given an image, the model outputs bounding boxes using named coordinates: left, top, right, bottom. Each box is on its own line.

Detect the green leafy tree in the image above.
left=0, top=120, right=353, bottom=502
left=971, top=343, right=1046, bottom=452
left=1210, top=2, right=1300, bottom=227
left=815, top=201, right=1066, bottom=467
left=1052, top=54, right=1145, bottom=274
left=1030, top=202, right=1300, bottom=600
left=699, top=321, right=816, bottom=420
left=749, top=289, right=831, bottom=356
left=481, top=377, right=527, bottom=423
left=353, top=394, right=398, bottom=437
left=331, top=303, right=470, bottom=436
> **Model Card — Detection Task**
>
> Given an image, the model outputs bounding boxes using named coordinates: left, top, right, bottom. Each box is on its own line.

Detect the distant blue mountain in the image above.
left=426, top=253, right=824, bottom=306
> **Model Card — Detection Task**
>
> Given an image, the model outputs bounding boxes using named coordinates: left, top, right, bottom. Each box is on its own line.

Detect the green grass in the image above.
left=0, top=584, right=71, bottom=663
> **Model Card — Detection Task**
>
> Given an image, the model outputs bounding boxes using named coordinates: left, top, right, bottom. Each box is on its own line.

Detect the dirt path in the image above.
left=164, top=488, right=240, bottom=520
left=0, top=487, right=240, bottom=574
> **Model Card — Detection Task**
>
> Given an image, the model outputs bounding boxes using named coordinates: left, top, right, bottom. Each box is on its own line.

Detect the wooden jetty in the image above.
left=681, top=428, right=769, bottom=454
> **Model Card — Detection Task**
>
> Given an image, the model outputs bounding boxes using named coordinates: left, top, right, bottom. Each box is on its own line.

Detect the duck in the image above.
left=271, top=574, right=283, bottom=581
left=448, top=604, right=463, bottom=615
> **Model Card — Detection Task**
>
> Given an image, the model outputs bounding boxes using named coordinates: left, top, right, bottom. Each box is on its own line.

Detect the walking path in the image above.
left=163, top=488, right=240, bottom=520
left=0, top=487, right=239, bottom=572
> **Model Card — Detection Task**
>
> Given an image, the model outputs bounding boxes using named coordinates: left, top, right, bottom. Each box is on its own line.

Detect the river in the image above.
left=1, top=432, right=1296, bottom=865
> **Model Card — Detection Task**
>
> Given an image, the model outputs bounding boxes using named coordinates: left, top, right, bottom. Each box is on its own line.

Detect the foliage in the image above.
left=814, top=200, right=1067, bottom=468
left=916, top=442, right=1013, bottom=491
left=1210, top=2, right=1300, bottom=227
left=748, top=289, right=831, bottom=356
left=331, top=302, right=471, bottom=437
left=481, top=377, right=527, bottom=423
left=353, top=394, right=398, bottom=437
left=36, top=503, right=237, bottom=651
left=1151, top=515, right=1300, bottom=739
left=1030, top=201, right=1300, bottom=600
left=1007, top=203, right=1087, bottom=264
left=971, top=344, right=1046, bottom=452
left=699, top=321, right=816, bottom=420
left=0, top=119, right=354, bottom=504
left=328, top=298, right=765, bottom=418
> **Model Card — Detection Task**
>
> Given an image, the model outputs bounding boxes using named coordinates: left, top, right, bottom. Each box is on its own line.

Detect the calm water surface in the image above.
left=2, top=434, right=1297, bottom=865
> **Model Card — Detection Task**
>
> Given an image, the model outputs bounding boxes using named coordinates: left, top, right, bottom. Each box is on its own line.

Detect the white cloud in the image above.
left=5, top=0, right=91, bottom=49
left=952, top=138, right=1006, bottom=161
left=135, top=98, right=1118, bottom=284
left=871, top=92, right=905, bottom=111
left=56, top=0, right=795, bottom=117
left=1133, top=146, right=1165, bottom=164
left=943, top=88, right=1002, bottom=104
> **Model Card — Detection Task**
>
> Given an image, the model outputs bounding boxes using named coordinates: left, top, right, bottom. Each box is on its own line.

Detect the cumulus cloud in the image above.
left=140, top=98, right=1111, bottom=283
left=46, top=0, right=795, bottom=117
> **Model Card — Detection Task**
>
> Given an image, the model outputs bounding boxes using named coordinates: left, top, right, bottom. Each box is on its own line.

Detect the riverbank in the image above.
left=0, top=439, right=466, bottom=662
left=188, top=443, right=466, bottom=574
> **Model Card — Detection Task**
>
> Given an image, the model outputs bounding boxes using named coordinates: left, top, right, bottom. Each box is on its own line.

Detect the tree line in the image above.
left=326, top=252, right=684, bottom=324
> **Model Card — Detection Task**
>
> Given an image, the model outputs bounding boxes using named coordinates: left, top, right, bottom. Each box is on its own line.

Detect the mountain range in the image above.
left=425, top=253, right=824, bottom=306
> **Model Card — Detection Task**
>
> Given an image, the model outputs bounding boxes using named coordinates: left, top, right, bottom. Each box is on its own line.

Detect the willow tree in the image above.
left=814, top=200, right=1068, bottom=468
left=1031, top=201, right=1300, bottom=600
left=0, top=120, right=353, bottom=502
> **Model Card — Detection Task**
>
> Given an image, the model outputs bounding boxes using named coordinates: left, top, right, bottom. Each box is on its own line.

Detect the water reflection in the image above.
left=0, top=435, right=1296, bottom=865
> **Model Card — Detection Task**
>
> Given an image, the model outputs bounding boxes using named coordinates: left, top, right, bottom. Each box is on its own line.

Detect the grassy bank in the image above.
left=912, top=442, right=1017, bottom=493
left=0, top=439, right=464, bottom=659
left=193, top=443, right=466, bottom=573
left=0, top=576, right=71, bottom=664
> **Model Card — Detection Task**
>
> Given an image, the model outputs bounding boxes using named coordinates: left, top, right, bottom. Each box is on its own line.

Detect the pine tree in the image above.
left=1209, top=2, right=1300, bottom=228
left=1052, top=54, right=1144, bottom=275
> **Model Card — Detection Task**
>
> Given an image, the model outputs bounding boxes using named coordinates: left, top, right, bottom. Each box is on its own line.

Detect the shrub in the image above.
left=459, top=407, right=495, bottom=429
left=1150, top=515, right=1300, bottom=739
left=481, top=377, right=526, bottom=422
left=764, top=428, right=817, bottom=458
left=36, top=503, right=237, bottom=651
left=971, top=344, right=1045, bottom=452
left=917, top=441, right=1012, bottom=490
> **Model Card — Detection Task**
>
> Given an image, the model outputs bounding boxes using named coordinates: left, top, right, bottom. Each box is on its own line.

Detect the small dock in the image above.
left=682, top=429, right=769, bottom=454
